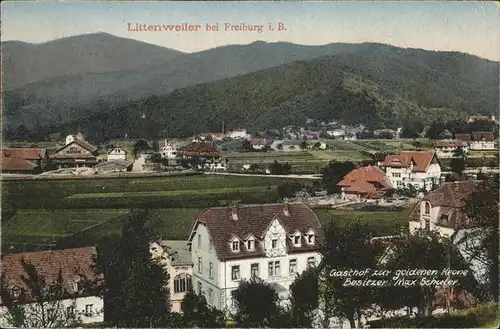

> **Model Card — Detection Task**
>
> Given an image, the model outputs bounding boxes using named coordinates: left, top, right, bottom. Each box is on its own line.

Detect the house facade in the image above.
left=380, top=151, right=441, bottom=191
left=177, top=142, right=224, bottom=170
left=150, top=240, right=194, bottom=313
left=408, top=180, right=480, bottom=237
left=0, top=247, right=103, bottom=327
left=337, top=165, right=394, bottom=200
left=107, top=146, right=127, bottom=161
left=470, top=132, right=496, bottom=150
left=227, top=129, right=249, bottom=140
left=435, top=140, right=469, bottom=158
left=187, top=202, right=323, bottom=313
left=50, top=140, right=99, bottom=169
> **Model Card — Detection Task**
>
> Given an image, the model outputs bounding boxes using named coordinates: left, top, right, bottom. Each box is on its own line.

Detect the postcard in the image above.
left=1, top=1, right=499, bottom=328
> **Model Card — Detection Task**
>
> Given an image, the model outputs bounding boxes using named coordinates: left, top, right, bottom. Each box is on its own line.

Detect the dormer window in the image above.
left=247, top=238, right=255, bottom=251
left=231, top=239, right=240, bottom=252
left=292, top=231, right=302, bottom=247
left=306, top=230, right=315, bottom=245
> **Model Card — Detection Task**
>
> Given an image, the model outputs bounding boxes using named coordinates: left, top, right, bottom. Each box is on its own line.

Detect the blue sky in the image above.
left=2, top=1, right=499, bottom=60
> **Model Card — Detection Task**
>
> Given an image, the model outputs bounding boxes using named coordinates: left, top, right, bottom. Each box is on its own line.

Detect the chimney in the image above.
left=230, top=202, right=239, bottom=220
left=283, top=198, right=290, bottom=216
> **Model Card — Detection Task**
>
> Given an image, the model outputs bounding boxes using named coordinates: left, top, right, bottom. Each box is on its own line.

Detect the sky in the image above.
left=1, top=1, right=500, bottom=61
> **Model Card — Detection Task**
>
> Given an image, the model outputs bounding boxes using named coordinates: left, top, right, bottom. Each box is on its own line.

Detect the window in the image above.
left=307, top=233, right=315, bottom=244
left=11, top=286, right=22, bottom=298
left=293, top=235, right=301, bottom=246
left=272, top=239, right=278, bottom=249
left=197, top=282, right=202, bottom=295
left=251, top=263, right=259, bottom=278
left=198, top=234, right=201, bottom=248
left=307, top=257, right=316, bottom=268
left=66, top=306, right=75, bottom=317
left=85, top=304, right=93, bottom=316
left=268, top=261, right=280, bottom=277
left=247, top=239, right=255, bottom=251
left=208, top=288, right=213, bottom=305
left=425, top=218, right=430, bottom=230
left=231, top=265, right=241, bottom=281
left=209, top=239, right=213, bottom=252
left=232, top=240, right=240, bottom=252
left=393, top=173, right=401, bottom=178
left=424, top=202, right=430, bottom=215
left=174, top=274, right=192, bottom=293
left=209, top=262, right=214, bottom=279
left=441, top=215, right=449, bottom=225
left=289, top=259, right=297, bottom=274
left=198, top=257, right=202, bottom=274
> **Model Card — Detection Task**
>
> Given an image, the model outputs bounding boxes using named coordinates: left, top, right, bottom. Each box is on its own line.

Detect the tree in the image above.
left=0, top=261, right=82, bottom=328
left=232, top=278, right=280, bottom=327
left=318, top=221, right=380, bottom=328
left=269, top=160, right=292, bottom=175
left=289, top=268, right=319, bottom=327
left=299, top=140, right=309, bottom=150
left=94, top=209, right=170, bottom=327
left=242, top=139, right=252, bottom=152
left=277, top=181, right=304, bottom=198
left=152, top=140, right=160, bottom=152
left=461, top=174, right=499, bottom=301
left=133, top=139, right=150, bottom=159
left=450, top=147, right=466, bottom=179
left=321, top=160, right=357, bottom=193
left=180, top=288, right=225, bottom=327
left=277, top=143, right=284, bottom=151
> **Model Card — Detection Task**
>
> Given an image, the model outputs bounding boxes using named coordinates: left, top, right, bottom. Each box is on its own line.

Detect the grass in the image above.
left=2, top=207, right=409, bottom=254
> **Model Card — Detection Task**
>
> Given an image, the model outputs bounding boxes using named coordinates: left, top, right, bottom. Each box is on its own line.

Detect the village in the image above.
left=1, top=114, right=498, bottom=328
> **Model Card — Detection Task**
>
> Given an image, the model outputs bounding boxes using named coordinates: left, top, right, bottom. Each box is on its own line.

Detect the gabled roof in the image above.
left=53, top=139, right=98, bottom=154
left=382, top=151, right=436, bottom=172
left=1, top=247, right=100, bottom=302
left=2, top=148, right=45, bottom=160
left=178, top=142, right=220, bottom=157
left=471, top=131, right=495, bottom=142
left=191, top=203, right=323, bottom=260
left=157, top=240, right=193, bottom=266
left=436, top=140, right=468, bottom=148
left=454, top=133, right=471, bottom=142
left=107, top=146, right=126, bottom=154
left=1, top=157, right=38, bottom=171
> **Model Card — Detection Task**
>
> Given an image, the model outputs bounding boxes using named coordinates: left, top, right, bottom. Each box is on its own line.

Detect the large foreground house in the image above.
left=50, top=139, right=99, bottom=169
left=435, top=140, right=469, bottom=158
left=380, top=151, right=441, bottom=191
left=150, top=240, right=194, bottom=313
left=0, top=247, right=103, bottom=327
left=187, top=202, right=323, bottom=313
left=337, top=165, right=394, bottom=200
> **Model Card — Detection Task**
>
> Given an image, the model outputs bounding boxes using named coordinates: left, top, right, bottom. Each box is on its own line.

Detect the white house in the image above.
left=326, top=129, right=346, bottom=138
left=0, top=247, right=104, bottom=327
left=107, top=146, right=127, bottom=161
left=187, top=202, right=323, bottom=313
left=435, top=140, right=469, bottom=158
left=380, top=151, right=441, bottom=191
left=150, top=240, right=194, bottom=313
left=160, top=140, right=178, bottom=159
left=470, top=132, right=496, bottom=150
left=227, top=129, right=249, bottom=140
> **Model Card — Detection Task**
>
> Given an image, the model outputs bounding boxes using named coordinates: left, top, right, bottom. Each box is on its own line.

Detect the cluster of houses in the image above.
left=435, top=131, right=496, bottom=157
left=1, top=178, right=486, bottom=326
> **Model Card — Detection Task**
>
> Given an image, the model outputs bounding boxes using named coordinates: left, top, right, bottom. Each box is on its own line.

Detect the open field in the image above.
left=2, top=174, right=310, bottom=209
left=2, top=205, right=408, bottom=254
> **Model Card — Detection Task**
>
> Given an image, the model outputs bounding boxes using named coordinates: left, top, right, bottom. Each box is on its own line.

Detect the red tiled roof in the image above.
left=454, top=133, right=471, bottom=142
left=436, top=140, right=469, bottom=148
left=178, top=142, right=220, bottom=157
left=1, top=247, right=100, bottom=302
left=382, top=151, right=436, bottom=172
left=192, top=203, right=324, bottom=260
left=423, top=180, right=480, bottom=208
left=1, top=157, right=38, bottom=172
left=337, top=166, right=393, bottom=198
left=471, top=131, right=495, bottom=142
left=2, top=148, right=45, bottom=160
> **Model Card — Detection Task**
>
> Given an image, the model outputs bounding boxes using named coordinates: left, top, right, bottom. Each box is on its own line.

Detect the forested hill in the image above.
left=6, top=42, right=499, bottom=141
